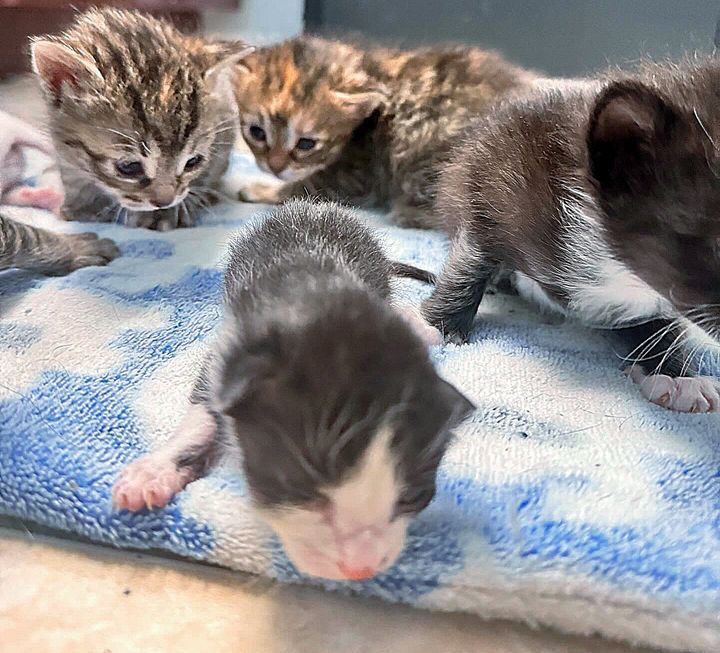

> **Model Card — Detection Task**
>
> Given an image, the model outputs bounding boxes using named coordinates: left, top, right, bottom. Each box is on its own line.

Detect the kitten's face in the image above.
left=234, top=39, right=384, bottom=182
left=50, top=102, right=223, bottom=212
left=31, top=10, right=249, bottom=213
left=588, top=72, right=720, bottom=336
left=216, top=313, right=473, bottom=581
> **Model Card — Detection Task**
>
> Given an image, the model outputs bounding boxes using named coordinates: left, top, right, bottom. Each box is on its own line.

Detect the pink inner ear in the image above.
left=43, top=62, right=79, bottom=97
left=33, top=43, right=87, bottom=99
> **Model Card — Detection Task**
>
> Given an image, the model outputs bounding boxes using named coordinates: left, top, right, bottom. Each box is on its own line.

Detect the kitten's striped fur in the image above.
left=0, top=214, right=117, bottom=275
left=234, top=36, right=536, bottom=228
left=31, top=9, right=251, bottom=231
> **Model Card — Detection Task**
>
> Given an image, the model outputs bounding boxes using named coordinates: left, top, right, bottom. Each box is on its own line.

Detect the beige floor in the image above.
left=0, top=527, right=658, bottom=653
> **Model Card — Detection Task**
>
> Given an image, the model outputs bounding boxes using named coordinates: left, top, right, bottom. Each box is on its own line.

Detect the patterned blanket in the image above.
left=1, top=154, right=719, bottom=653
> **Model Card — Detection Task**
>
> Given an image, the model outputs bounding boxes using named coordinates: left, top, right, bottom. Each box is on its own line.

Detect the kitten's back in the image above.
left=224, top=199, right=393, bottom=314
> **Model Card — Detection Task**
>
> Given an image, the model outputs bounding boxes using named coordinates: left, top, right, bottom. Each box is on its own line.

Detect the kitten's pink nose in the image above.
left=151, top=188, right=177, bottom=208
left=335, top=527, right=388, bottom=580
left=337, top=562, right=377, bottom=581
left=267, top=151, right=288, bottom=176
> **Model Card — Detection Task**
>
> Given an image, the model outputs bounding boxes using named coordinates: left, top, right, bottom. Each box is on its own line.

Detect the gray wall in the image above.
left=205, top=0, right=304, bottom=44
left=305, top=1, right=719, bottom=76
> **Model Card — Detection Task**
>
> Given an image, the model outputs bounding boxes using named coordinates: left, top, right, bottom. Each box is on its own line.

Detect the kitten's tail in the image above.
left=390, top=261, right=436, bottom=285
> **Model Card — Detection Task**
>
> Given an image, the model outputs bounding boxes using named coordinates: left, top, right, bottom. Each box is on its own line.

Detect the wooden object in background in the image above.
left=0, top=0, right=240, bottom=78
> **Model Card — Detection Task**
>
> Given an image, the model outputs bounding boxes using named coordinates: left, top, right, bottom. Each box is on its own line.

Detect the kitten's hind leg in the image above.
left=614, top=319, right=720, bottom=413
left=112, top=403, right=220, bottom=511
left=421, top=235, right=494, bottom=343
left=0, top=213, right=118, bottom=274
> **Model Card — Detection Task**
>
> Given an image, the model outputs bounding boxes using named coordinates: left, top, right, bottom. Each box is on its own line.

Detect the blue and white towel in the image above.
left=1, top=154, right=720, bottom=653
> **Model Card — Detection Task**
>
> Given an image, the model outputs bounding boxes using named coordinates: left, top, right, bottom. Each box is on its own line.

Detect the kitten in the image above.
left=233, top=36, right=535, bottom=228
left=31, top=9, right=252, bottom=231
left=113, top=199, right=473, bottom=581
left=0, top=111, right=117, bottom=275
left=0, top=214, right=117, bottom=275
left=421, top=60, right=720, bottom=413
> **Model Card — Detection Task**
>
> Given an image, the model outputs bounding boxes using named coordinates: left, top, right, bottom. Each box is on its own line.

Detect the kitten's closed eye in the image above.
left=393, top=486, right=434, bottom=518
left=116, top=160, right=145, bottom=178
left=295, top=137, right=317, bottom=151
left=249, top=125, right=266, bottom=142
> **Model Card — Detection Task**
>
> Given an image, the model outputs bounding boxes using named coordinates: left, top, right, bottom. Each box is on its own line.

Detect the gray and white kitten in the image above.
left=423, top=61, right=720, bottom=413
left=31, top=9, right=251, bottom=231
left=113, top=199, right=473, bottom=581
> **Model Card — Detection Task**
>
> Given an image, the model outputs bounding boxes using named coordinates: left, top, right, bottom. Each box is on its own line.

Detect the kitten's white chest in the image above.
left=567, top=258, right=672, bottom=327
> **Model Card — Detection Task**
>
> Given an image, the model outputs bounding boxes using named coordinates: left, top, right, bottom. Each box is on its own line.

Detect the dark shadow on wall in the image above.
left=305, top=0, right=719, bottom=76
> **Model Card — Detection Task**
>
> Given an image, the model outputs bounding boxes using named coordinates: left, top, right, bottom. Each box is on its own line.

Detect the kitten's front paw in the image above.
left=396, top=306, right=443, bottom=346
left=237, top=180, right=283, bottom=204
left=48, top=232, right=119, bottom=274
left=112, top=455, right=193, bottom=512
left=626, top=367, right=720, bottom=413
left=125, top=209, right=180, bottom=231
left=420, top=302, right=471, bottom=345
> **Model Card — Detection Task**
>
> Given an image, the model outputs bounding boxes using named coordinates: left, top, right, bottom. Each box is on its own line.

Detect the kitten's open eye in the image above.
left=295, top=137, right=317, bottom=151
left=184, top=154, right=204, bottom=172
left=248, top=125, right=267, bottom=142
left=115, top=160, right=145, bottom=178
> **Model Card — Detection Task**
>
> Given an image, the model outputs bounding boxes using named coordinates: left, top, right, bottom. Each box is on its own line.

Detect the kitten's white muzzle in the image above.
left=279, top=519, right=407, bottom=581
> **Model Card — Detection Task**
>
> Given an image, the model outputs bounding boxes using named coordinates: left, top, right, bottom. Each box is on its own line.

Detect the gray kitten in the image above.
left=113, top=199, right=473, bottom=581
left=31, top=9, right=251, bottom=231
left=423, top=62, right=720, bottom=413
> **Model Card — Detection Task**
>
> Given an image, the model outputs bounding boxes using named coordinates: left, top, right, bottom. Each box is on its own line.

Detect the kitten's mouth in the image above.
left=119, top=191, right=188, bottom=212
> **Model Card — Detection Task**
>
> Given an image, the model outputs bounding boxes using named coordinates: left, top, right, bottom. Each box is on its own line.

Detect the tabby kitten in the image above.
left=31, top=9, right=252, bottom=231
left=0, top=215, right=118, bottom=275
left=234, top=36, right=535, bottom=227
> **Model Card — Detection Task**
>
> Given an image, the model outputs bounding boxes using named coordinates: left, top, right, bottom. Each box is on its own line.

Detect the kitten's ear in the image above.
left=587, top=81, right=680, bottom=194
left=213, top=348, right=276, bottom=416
left=436, top=378, right=475, bottom=426
left=332, top=88, right=387, bottom=120
left=203, top=43, right=256, bottom=92
left=30, top=40, right=102, bottom=102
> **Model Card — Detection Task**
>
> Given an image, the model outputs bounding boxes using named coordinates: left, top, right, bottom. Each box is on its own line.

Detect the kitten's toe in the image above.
left=124, top=211, right=178, bottom=230
left=68, top=232, right=120, bottom=269
left=112, top=455, right=192, bottom=512
left=420, top=311, right=469, bottom=345
left=396, top=305, right=443, bottom=346
left=237, top=180, right=283, bottom=204
left=626, top=367, right=720, bottom=413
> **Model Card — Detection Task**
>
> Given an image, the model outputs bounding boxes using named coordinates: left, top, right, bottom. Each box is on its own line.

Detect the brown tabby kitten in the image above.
left=0, top=214, right=117, bottom=275
left=234, top=36, right=535, bottom=227
left=31, top=9, right=252, bottom=231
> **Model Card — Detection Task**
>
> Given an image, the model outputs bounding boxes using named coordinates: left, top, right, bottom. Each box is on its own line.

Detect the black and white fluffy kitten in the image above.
left=113, top=200, right=473, bottom=581
left=423, top=62, right=720, bottom=413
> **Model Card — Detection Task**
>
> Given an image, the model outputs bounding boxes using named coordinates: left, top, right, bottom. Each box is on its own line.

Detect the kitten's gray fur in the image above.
left=114, top=199, right=472, bottom=512
left=0, top=214, right=118, bottom=275
left=31, top=9, right=251, bottom=231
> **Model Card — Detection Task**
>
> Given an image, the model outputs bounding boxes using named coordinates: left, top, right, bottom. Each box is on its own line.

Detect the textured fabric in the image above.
left=1, top=154, right=720, bottom=653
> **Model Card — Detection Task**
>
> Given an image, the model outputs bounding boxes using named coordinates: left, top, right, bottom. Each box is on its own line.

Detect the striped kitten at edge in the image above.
left=31, top=9, right=252, bottom=231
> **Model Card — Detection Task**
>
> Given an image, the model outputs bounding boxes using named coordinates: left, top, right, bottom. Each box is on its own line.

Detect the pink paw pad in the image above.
left=4, top=186, right=64, bottom=213
left=397, top=307, right=444, bottom=346
left=626, top=367, right=720, bottom=413
left=112, top=456, right=192, bottom=512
